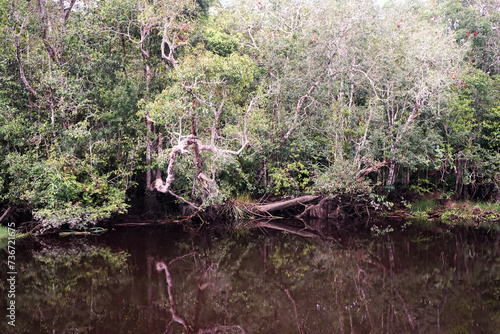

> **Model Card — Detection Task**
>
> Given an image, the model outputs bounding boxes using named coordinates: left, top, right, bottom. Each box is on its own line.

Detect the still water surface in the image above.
left=1, top=220, right=500, bottom=334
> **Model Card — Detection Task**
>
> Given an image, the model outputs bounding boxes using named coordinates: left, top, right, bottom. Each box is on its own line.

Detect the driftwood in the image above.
left=252, top=195, right=321, bottom=214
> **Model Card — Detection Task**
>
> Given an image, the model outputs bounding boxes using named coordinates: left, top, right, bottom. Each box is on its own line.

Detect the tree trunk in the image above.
left=146, top=118, right=153, bottom=191
left=156, top=134, right=163, bottom=182
left=386, top=160, right=397, bottom=186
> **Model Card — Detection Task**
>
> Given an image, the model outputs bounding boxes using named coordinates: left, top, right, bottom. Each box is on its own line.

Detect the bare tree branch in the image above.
left=153, top=96, right=258, bottom=195
left=0, top=207, right=12, bottom=223
left=59, top=0, right=77, bottom=24
left=168, top=190, right=200, bottom=211
left=280, top=82, right=317, bottom=145
left=390, top=100, right=422, bottom=152
left=13, top=18, right=39, bottom=99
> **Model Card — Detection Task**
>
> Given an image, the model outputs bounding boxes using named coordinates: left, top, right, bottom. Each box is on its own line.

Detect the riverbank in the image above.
left=2, top=192, right=499, bottom=235
left=392, top=197, right=500, bottom=232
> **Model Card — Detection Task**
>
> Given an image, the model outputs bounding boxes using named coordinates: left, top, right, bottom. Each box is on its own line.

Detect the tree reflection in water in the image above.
left=155, top=255, right=245, bottom=333
left=0, top=221, right=499, bottom=333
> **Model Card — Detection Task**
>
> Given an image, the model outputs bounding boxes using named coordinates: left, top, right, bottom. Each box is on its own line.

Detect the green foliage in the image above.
left=410, top=198, right=439, bottom=213
left=1, top=150, right=129, bottom=231
left=0, top=225, right=27, bottom=250
left=0, top=225, right=8, bottom=240
left=410, top=179, right=434, bottom=195
left=0, top=0, right=149, bottom=229
left=205, top=28, right=239, bottom=57
left=482, top=103, right=500, bottom=151
left=369, top=193, right=394, bottom=210
left=439, top=201, right=500, bottom=231
left=313, top=160, right=372, bottom=196
left=141, top=48, right=265, bottom=204
left=268, top=161, right=311, bottom=195
left=439, top=0, right=500, bottom=75
left=144, top=49, right=260, bottom=126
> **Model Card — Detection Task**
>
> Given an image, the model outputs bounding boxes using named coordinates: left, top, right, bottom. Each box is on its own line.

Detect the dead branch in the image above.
left=161, top=21, right=179, bottom=68
left=168, top=191, right=200, bottom=211
left=255, top=195, right=320, bottom=213
left=356, top=159, right=389, bottom=178
left=0, top=207, right=12, bottom=223
left=281, top=83, right=318, bottom=145
left=153, top=134, right=196, bottom=193
left=13, top=19, right=39, bottom=99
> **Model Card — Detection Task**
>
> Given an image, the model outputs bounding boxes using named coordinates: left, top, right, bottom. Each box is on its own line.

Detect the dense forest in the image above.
left=0, top=0, right=499, bottom=231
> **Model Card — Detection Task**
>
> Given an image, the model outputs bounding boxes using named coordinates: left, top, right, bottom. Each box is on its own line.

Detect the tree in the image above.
left=438, top=0, right=500, bottom=75
left=1, top=0, right=139, bottom=230
left=212, top=0, right=466, bottom=191
left=99, top=0, right=198, bottom=192
left=142, top=49, right=265, bottom=207
left=354, top=1, right=466, bottom=186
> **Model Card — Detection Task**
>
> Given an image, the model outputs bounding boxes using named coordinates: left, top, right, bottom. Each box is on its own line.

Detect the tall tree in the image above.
left=142, top=49, right=265, bottom=207
left=214, top=0, right=466, bottom=190
left=100, top=0, right=198, bottom=192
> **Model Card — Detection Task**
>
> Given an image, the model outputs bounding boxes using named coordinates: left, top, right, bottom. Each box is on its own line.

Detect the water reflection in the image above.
left=1, top=221, right=499, bottom=333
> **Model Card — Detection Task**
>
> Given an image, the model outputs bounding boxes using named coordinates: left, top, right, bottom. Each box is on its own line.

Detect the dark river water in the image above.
left=1, top=219, right=500, bottom=334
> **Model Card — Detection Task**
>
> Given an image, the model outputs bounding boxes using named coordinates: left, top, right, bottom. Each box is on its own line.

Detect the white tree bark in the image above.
left=153, top=97, right=257, bottom=196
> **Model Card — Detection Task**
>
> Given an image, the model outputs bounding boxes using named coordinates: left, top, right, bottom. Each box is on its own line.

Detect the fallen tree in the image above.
left=254, top=195, right=321, bottom=213
left=237, top=194, right=374, bottom=220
